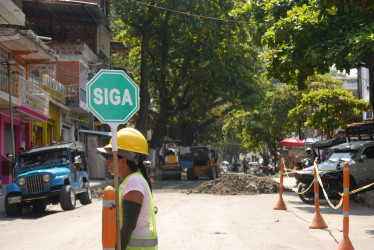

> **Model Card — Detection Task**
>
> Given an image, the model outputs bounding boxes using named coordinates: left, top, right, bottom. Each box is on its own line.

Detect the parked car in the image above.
left=295, top=140, right=374, bottom=203
left=4, top=142, right=92, bottom=216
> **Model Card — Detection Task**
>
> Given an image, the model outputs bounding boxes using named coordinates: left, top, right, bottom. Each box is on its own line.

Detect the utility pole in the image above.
left=1, top=59, right=17, bottom=165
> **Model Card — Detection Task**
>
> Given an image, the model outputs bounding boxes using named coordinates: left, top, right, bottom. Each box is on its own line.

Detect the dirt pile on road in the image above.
left=188, top=174, right=286, bottom=195
left=91, top=186, right=105, bottom=199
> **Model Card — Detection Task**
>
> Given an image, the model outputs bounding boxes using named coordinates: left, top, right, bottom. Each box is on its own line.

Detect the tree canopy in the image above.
left=250, top=0, right=374, bottom=107
left=111, top=0, right=262, bottom=148
left=223, top=83, right=301, bottom=157
left=289, top=75, right=371, bottom=138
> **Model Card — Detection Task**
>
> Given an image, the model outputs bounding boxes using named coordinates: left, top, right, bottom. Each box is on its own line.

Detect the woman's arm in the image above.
left=121, top=191, right=144, bottom=249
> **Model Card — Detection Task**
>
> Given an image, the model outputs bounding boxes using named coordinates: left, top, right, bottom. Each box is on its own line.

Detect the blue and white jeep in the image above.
left=5, top=142, right=92, bottom=216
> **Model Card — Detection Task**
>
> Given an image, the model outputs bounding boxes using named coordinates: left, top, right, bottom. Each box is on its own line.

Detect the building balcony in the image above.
left=19, top=76, right=49, bottom=117
left=0, top=68, right=21, bottom=109
left=0, top=73, right=50, bottom=122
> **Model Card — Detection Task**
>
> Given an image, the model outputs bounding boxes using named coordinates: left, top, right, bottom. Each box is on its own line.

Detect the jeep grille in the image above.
left=27, top=175, right=44, bottom=193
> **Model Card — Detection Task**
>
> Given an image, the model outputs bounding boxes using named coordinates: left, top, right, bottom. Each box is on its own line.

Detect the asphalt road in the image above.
left=0, top=175, right=373, bottom=250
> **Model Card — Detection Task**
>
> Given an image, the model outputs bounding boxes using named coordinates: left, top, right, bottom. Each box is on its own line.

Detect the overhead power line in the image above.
left=128, top=0, right=251, bottom=24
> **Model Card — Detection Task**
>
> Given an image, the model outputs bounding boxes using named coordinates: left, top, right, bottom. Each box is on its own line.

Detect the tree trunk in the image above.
left=149, top=14, right=171, bottom=149
left=368, top=64, right=374, bottom=113
left=149, top=103, right=169, bottom=149
left=135, top=32, right=151, bottom=134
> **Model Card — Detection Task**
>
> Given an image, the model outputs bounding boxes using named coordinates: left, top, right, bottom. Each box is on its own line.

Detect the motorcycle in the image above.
left=221, top=161, right=229, bottom=175
left=232, top=163, right=240, bottom=173
left=294, top=159, right=359, bottom=204
left=294, top=171, right=317, bottom=204
left=295, top=157, right=313, bottom=170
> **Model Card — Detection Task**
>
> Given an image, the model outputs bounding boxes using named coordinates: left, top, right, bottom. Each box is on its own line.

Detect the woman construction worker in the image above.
left=97, top=128, right=158, bottom=249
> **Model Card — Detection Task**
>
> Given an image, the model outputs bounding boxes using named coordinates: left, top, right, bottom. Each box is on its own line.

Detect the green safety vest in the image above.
left=119, top=171, right=158, bottom=250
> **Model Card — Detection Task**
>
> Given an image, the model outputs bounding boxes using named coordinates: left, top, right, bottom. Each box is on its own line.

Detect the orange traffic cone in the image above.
left=274, top=159, right=287, bottom=210
left=337, top=236, right=354, bottom=250
left=337, top=162, right=354, bottom=250
left=102, top=186, right=116, bottom=249
left=309, top=166, right=327, bottom=229
left=309, top=211, right=328, bottom=229
left=274, top=196, right=287, bottom=210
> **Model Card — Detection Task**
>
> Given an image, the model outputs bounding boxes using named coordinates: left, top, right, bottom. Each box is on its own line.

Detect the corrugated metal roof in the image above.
left=22, top=0, right=108, bottom=25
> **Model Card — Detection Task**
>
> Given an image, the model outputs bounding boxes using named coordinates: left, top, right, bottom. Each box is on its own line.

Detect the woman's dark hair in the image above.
left=127, top=155, right=152, bottom=192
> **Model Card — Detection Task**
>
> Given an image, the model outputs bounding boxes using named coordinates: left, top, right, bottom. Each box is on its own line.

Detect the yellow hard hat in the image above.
left=102, top=127, right=148, bottom=155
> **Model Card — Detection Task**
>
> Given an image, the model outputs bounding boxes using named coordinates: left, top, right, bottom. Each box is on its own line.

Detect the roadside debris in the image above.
left=187, top=174, right=289, bottom=195
left=91, top=174, right=290, bottom=198
left=91, top=186, right=105, bottom=199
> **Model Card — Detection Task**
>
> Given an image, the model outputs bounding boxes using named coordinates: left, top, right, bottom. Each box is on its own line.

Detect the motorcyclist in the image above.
left=232, top=159, right=240, bottom=172
left=305, top=147, right=314, bottom=166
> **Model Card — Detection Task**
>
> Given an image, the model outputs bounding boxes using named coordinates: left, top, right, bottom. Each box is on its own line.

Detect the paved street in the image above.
left=0, top=175, right=373, bottom=250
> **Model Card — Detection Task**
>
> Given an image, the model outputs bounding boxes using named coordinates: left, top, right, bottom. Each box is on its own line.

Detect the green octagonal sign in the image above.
left=86, top=70, right=139, bottom=123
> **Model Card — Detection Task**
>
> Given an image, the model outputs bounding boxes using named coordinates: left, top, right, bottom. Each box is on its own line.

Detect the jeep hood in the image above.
left=17, top=167, right=70, bottom=178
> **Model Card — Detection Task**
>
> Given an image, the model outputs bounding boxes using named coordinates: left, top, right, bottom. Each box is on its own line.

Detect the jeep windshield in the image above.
left=327, top=150, right=358, bottom=163
left=17, top=149, right=69, bottom=169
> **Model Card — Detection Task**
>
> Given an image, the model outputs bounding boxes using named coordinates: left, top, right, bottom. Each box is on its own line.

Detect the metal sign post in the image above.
left=86, top=69, right=140, bottom=250
left=110, top=123, right=121, bottom=250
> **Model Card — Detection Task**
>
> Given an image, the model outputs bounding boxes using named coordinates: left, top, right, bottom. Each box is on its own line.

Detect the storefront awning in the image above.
left=0, top=154, right=11, bottom=162
left=280, top=138, right=305, bottom=147
left=0, top=104, right=50, bottom=123
left=17, top=105, right=50, bottom=121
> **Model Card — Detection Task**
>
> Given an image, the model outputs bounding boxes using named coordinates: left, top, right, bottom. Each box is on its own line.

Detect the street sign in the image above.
left=86, top=69, right=140, bottom=249
left=86, top=69, right=139, bottom=124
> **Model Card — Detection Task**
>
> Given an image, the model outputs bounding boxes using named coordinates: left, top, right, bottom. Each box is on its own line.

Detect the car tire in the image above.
left=79, top=182, right=92, bottom=205
left=5, top=193, right=23, bottom=217
left=59, top=185, right=76, bottom=211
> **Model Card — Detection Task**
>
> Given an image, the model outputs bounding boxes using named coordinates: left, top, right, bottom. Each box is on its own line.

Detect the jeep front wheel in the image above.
left=59, top=185, right=76, bottom=211
left=5, top=193, right=23, bottom=217
left=79, top=182, right=92, bottom=205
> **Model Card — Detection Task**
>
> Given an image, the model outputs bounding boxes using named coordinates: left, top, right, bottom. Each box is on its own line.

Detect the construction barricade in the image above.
left=273, top=158, right=287, bottom=210
left=274, top=159, right=374, bottom=249
left=309, top=161, right=327, bottom=229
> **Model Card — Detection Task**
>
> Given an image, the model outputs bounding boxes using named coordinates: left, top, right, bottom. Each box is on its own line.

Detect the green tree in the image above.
left=289, top=75, right=371, bottom=138
left=250, top=1, right=374, bottom=107
left=112, top=0, right=262, bottom=148
left=223, top=84, right=301, bottom=158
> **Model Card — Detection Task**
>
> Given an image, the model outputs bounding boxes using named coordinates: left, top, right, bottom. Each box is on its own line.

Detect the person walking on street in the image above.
left=233, top=159, right=240, bottom=173
left=159, top=147, right=164, bottom=167
left=97, top=128, right=158, bottom=249
left=242, top=158, right=249, bottom=174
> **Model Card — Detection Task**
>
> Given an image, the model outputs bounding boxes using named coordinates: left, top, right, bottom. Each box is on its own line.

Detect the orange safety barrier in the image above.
left=309, top=162, right=328, bottom=229
left=337, top=162, right=355, bottom=250
left=274, top=158, right=287, bottom=210
left=102, top=186, right=117, bottom=250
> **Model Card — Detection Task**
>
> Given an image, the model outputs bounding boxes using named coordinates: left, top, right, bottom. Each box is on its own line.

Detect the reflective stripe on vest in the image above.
left=119, top=170, right=158, bottom=249
left=128, top=236, right=158, bottom=247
